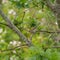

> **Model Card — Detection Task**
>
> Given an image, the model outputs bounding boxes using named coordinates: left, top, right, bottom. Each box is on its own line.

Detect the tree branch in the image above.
left=0, top=44, right=28, bottom=52
left=0, top=22, right=8, bottom=26
left=0, top=8, right=31, bottom=46
left=0, top=22, right=60, bottom=34
left=0, top=45, right=60, bottom=53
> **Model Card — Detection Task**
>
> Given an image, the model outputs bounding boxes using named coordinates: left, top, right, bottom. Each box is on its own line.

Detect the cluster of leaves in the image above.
left=0, top=0, right=60, bottom=60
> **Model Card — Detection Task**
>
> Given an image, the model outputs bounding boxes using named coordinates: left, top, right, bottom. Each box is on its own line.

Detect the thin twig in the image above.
left=0, top=44, right=28, bottom=52
left=0, top=22, right=60, bottom=34
left=0, top=22, right=8, bottom=26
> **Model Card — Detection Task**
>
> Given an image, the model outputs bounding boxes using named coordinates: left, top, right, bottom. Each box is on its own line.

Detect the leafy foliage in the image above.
left=0, top=0, right=60, bottom=60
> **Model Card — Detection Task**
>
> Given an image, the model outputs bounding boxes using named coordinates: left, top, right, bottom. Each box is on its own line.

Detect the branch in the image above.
left=0, top=22, right=8, bottom=26
left=0, top=45, right=60, bottom=53
left=29, top=28, right=60, bottom=34
left=21, top=11, right=25, bottom=22
left=0, top=8, right=31, bottom=46
left=37, top=30, right=60, bottom=34
left=0, top=44, right=28, bottom=52
left=43, top=46, right=60, bottom=50
left=1, top=22, right=60, bottom=34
